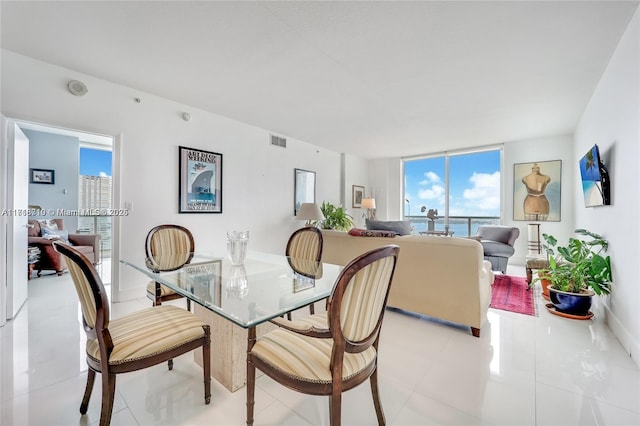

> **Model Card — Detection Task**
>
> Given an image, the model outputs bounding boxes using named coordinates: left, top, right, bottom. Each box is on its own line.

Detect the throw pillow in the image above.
left=38, top=219, right=58, bottom=232
left=348, top=228, right=397, bottom=238
left=41, top=227, right=69, bottom=242
left=365, top=219, right=412, bottom=236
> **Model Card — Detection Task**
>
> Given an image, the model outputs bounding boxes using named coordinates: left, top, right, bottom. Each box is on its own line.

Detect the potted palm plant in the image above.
left=536, top=229, right=612, bottom=317
left=316, top=201, right=354, bottom=231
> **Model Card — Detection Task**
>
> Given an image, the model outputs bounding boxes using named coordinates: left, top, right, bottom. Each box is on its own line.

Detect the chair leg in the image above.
left=187, top=298, right=191, bottom=311
left=80, top=368, right=96, bottom=414
left=246, top=358, right=256, bottom=426
left=168, top=359, right=173, bottom=370
left=309, top=303, right=315, bottom=315
left=203, top=328, right=211, bottom=404
left=99, top=373, right=116, bottom=426
left=329, top=392, right=342, bottom=426
left=370, top=368, right=386, bottom=425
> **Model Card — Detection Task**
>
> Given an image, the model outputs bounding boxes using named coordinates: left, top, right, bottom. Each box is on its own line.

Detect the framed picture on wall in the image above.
left=179, top=146, right=223, bottom=213
left=30, top=168, right=55, bottom=184
left=352, top=185, right=364, bottom=208
left=513, top=160, right=562, bottom=221
left=294, top=168, right=316, bottom=215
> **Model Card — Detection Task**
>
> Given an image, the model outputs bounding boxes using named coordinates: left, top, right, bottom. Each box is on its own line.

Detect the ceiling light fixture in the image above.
left=67, top=80, right=88, bottom=96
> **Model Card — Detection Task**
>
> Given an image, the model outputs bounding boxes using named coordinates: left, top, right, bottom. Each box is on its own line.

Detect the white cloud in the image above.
left=418, top=184, right=445, bottom=200
left=419, top=171, right=440, bottom=185
left=99, top=171, right=108, bottom=177
left=462, top=171, right=500, bottom=211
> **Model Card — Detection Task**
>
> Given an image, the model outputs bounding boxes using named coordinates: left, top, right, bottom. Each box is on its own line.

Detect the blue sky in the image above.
left=404, top=150, right=501, bottom=217
left=79, top=147, right=112, bottom=177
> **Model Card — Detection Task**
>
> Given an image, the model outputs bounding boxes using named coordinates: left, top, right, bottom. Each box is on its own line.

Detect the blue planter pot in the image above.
left=549, top=287, right=593, bottom=316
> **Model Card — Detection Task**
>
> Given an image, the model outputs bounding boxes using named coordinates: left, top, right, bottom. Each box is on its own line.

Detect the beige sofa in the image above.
left=320, top=230, right=494, bottom=337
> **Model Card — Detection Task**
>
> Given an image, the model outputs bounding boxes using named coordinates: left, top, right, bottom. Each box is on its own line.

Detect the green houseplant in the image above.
left=536, top=228, right=612, bottom=316
left=317, top=201, right=354, bottom=231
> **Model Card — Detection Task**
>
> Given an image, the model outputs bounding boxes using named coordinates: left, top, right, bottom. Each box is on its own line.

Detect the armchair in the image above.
left=476, top=225, right=520, bottom=273
left=28, top=219, right=101, bottom=276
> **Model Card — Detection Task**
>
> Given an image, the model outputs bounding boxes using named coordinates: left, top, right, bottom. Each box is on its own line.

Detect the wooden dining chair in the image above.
left=145, top=224, right=195, bottom=310
left=247, top=244, right=400, bottom=426
left=284, top=226, right=323, bottom=319
left=53, top=241, right=211, bottom=426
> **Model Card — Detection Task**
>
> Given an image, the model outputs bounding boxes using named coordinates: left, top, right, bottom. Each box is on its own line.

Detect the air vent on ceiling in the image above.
left=270, top=134, right=287, bottom=148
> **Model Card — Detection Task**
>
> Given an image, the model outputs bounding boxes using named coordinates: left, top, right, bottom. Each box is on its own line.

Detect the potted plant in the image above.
left=316, top=201, right=354, bottom=231
left=535, top=229, right=612, bottom=317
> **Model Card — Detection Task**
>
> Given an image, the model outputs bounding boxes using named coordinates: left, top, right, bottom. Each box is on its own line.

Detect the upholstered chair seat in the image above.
left=251, top=329, right=377, bottom=384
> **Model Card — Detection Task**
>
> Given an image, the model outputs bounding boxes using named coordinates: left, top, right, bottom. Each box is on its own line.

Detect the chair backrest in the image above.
left=145, top=224, right=195, bottom=272
left=477, top=226, right=520, bottom=246
left=286, top=227, right=324, bottom=278
left=52, top=241, right=109, bottom=342
left=285, top=227, right=323, bottom=260
left=327, top=245, right=399, bottom=352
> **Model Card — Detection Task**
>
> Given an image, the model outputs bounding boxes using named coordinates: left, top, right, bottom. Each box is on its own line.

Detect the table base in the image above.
left=193, top=304, right=276, bottom=392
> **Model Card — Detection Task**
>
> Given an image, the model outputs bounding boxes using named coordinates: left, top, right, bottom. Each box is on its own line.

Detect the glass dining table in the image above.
left=121, top=251, right=341, bottom=392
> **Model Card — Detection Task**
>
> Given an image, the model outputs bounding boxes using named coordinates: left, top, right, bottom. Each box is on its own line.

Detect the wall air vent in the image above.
left=270, top=134, right=287, bottom=148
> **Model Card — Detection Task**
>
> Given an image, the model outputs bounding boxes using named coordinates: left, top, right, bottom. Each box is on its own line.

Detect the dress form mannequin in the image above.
left=522, top=163, right=551, bottom=221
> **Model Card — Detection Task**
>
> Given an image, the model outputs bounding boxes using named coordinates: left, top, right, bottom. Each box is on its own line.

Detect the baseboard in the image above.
left=604, top=302, right=640, bottom=369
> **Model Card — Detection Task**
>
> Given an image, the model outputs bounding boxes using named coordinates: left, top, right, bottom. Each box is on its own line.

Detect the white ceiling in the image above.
left=1, top=1, right=637, bottom=159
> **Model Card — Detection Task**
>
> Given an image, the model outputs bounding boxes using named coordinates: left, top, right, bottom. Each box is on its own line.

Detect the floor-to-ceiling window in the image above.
left=78, top=145, right=112, bottom=260
left=403, top=147, right=502, bottom=236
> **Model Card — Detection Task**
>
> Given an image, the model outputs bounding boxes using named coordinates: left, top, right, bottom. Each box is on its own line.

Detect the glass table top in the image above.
left=121, top=252, right=341, bottom=329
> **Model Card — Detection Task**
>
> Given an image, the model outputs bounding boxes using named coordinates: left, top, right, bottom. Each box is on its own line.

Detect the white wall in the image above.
left=23, top=129, right=80, bottom=232
left=0, top=50, right=349, bottom=301
left=503, top=135, right=575, bottom=266
left=343, top=154, right=370, bottom=228
left=574, top=9, right=639, bottom=364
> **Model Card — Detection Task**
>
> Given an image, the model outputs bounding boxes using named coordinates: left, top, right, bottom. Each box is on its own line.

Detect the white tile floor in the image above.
left=1, top=263, right=639, bottom=426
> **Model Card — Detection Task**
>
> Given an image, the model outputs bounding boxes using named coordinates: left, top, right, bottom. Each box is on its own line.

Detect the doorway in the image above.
left=16, top=121, right=115, bottom=285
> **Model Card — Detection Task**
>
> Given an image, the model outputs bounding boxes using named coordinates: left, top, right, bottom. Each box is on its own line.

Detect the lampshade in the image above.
left=361, top=198, right=376, bottom=209
left=296, top=203, right=325, bottom=221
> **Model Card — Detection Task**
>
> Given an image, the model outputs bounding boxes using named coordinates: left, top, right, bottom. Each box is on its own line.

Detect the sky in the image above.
left=79, top=147, right=112, bottom=177
left=404, top=149, right=501, bottom=218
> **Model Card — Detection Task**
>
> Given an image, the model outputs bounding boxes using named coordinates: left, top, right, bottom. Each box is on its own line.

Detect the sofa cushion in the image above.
left=365, top=219, right=412, bottom=236
left=348, top=228, right=397, bottom=238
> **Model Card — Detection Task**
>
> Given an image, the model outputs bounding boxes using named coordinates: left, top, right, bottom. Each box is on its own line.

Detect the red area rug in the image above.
left=491, top=274, right=537, bottom=316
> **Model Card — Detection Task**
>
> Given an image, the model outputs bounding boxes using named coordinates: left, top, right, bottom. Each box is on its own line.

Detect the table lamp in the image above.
left=361, top=198, right=376, bottom=220
left=296, top=203, right=325, bottom=227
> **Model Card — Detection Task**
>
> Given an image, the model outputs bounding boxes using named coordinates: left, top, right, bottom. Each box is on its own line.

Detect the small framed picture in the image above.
left=352, top=185, right=365, bottom=208
left=30, top=168, right=55, bottom=184
left=179, top=146, right=223, bottom=213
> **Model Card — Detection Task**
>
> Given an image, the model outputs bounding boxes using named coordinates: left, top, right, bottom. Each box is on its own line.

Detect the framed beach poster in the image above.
left=179, top=146, right=223, bottom=213
left=294, top=168, right=316, bottom=215
left=513, top=160, right=561, bottom=221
